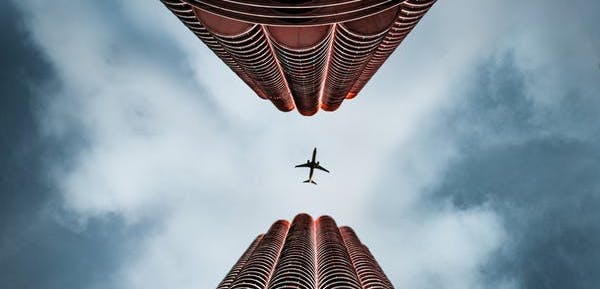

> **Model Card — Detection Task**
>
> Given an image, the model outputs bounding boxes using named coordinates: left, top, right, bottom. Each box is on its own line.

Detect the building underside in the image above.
left=161, top=0, right=436, bottom=115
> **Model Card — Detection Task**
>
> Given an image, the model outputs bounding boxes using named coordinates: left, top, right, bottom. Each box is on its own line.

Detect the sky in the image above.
left=1, top=0, right=599, bottom=288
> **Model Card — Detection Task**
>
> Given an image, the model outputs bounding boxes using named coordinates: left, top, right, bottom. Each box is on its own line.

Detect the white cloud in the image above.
left=15, top=0, right=572, bottom=288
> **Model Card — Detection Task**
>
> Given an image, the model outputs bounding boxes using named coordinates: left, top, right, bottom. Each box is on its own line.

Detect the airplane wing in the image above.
left=295, top=163, right=311, bottom=168
left=315, top=164, right=330, bottom=173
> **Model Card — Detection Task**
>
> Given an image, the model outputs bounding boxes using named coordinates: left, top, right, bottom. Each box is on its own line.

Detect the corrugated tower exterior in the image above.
left=217, top=213, right=394, bottom=289
left=161, top=0, right=436, bottom=116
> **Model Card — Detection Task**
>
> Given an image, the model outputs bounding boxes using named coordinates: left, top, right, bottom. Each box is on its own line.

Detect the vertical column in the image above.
left=217, top=235, right=264, bottom=289
left=160, top=0, right=264, bottom=100
left=348, top=0, right=437, bottom=98
left=315, top=216, right=362, bottom=289
left=267, top=26, right=332, bottom=116
left=229, top=220, right=290, bottom=289
left=340, top=226, right=395, bottom=289
left=267, top=213, right=316, bottom=289
left=320, top=7, right=399, bottom=111
left=194, top=9, right=296, bottom=112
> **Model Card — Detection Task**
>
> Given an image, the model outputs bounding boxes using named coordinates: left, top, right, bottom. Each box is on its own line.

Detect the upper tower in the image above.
left=216, top=213, right=394, bottom=289
left=161, top=0, right=436, bottom=115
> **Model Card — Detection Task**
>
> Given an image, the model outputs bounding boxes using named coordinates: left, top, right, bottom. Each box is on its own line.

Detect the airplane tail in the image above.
left=303, top=180, right=317, bottom=185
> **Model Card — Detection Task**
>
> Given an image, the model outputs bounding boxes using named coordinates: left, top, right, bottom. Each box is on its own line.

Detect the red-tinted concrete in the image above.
left=161, top=0, right=435, bottom=115
left=215, top=214, right=394, bottom=289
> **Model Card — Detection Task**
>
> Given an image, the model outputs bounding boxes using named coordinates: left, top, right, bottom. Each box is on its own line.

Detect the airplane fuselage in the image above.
left=295, top=148, right=329, bottom=185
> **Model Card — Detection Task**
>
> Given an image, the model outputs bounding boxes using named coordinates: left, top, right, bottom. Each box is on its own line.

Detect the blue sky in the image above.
left=1, top=0, right=599, bottom=288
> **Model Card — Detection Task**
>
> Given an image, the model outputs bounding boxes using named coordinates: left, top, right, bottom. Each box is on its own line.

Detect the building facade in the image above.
left=216, top=213, right=394, bottom=289
left=161, top=0, right=436, bottom=115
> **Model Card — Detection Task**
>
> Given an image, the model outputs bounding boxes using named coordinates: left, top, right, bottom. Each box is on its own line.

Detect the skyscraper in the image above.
left=217, top=213, right=394, bottom=289
left=161, top=0, right=436, bottom=115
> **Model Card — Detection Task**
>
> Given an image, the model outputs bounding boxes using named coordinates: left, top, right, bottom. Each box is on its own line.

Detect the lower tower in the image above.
left=217, top=214, right=393, bottom=289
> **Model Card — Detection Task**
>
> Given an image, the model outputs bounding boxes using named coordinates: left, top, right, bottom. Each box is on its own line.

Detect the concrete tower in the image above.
left=161, top=0, right=436, bottom=115
left=217, top=214, right=394, bottom=289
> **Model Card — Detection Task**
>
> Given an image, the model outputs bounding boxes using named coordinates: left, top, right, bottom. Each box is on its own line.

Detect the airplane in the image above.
left=295, top=147, right=329, bottom=185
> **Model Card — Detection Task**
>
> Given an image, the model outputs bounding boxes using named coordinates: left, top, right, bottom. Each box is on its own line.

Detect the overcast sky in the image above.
left=1, top=0, right=599, bottom=288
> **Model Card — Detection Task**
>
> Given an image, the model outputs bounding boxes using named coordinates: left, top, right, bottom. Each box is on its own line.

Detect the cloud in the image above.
left=11, top=0, right=513, bottom=288
left=9, top=0, right=599, bottom=289
left=429, top=51, right=600, bottom=288
left=369, top=3, right=600, bottom=287
left=0, top=4, right=138, bottom=289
